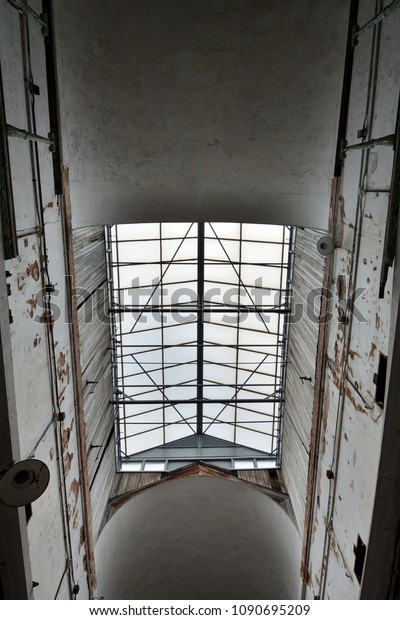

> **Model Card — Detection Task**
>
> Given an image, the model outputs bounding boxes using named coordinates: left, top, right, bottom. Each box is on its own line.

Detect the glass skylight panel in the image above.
left=108, top=222, right=293, bottom=471
left=233, top=459, right=256, bottom=470
left=144, top=462, right=166, bottom=472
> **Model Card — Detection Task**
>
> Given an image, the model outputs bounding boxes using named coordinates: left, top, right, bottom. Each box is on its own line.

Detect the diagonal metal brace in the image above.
left=340, top=134, right=395, bottom=158
left=7, top=0, right=48, bottom=36
left=6, top=124, right=55, bottom=152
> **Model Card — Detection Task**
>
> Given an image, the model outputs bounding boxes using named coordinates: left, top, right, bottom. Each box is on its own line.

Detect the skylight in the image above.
left=107, top=223, right=294, bottom=471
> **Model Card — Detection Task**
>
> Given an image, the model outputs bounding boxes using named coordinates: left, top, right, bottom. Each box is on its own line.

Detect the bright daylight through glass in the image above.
left=107, top=223, right=294, bottom=471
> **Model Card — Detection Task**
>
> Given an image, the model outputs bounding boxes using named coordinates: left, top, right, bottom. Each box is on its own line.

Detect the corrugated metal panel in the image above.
left=84, top=379, right=114, bottom=484
left=73, top=227, right=108, bottom=295
left=77, top=284, right=110, bottom=374
left=73, top=226, right=164, bottom=541
left=73, top=227, right=115, bottom=542
left=281, top=228, right=325, bottom=531
left=90, top=437, right=116, bottom=541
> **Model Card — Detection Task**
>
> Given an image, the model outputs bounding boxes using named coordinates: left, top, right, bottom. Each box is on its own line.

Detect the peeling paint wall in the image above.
left=0, top=1, right=91, bottom=599
left=2, top=0, right=400, bottom=601
left=287, top=1, right=400, bottom=600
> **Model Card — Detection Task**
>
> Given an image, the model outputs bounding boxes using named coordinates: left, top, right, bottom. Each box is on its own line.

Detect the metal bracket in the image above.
left=6, top=124, right=55, bottom=152
left=340, top=134, right=395, bottom=159
left=7, top=0, right=49, bottom=37
left=352, top=0, right=400, bottom=45
left=380, top=93, right=400, bottom=298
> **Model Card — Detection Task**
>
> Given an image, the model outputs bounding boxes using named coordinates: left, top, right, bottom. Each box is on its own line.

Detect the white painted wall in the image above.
left=295, top=0, right=400, bottom=599
left=0, top=0, right=92, bottom=599
left=2, top=0, right=399, bottom=601
left=95, top=475, right=301, bottom=600
left=54, top=0, right=349, bottom=229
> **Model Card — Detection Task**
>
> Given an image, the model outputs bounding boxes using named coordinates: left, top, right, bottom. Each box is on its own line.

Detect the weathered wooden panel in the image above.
left=112, top=472, right=162, bottom=498
left=237, top=469, right=286, bottom=492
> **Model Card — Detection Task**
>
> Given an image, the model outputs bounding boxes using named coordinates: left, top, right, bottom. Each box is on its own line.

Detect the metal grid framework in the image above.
left=107, top=223, right=294, bottom=471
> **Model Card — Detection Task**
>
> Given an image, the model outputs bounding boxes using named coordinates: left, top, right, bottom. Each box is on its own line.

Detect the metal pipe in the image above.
left=334, top=0, right=360, bottom=176
left=6, top=123, right=55, bottom=149
left=42, top=0, right=63, bottom=194
left=109, top=306, right=290, bottom=314
left=120, top=419, right=280, bottom=425
left=345, top=374, right=374, bottom=408
left=53, top=563, right=70, bottom=600
left=16, top=225, right=43, bottom=238
left=319, top=1, right=383, bottom=597
left=61, top=166, right=97, bottom=596
left=115, top=342, right=281, bottom=348
left=19, top=10, right=75, bottom=596
left=233, top=223, right=243, bottom=444
left=319, top=166, right=365, bottom=599
left=0, top=64, right=18, bottom=259
left=379, top=92, right=400, bottom=297
left=353, top=0, right=400, bottom=42
left=159, top=224, right=166, bottom=445
left=276, top=227, right=295, bottom=466
left=117, top=382, right=278, bottom=388
left=300, top=183, right=336, bottom=597
left=197, top=223, right=205, bottom=434
left=112, top=398, right=284, bottom=405
left=106, top=226, right=122, bottom=470
left=341, top=133, right=394, bottom=155
left=7, top=0, right=48, bottom=35
left=121, top=455, right=277, bottom=464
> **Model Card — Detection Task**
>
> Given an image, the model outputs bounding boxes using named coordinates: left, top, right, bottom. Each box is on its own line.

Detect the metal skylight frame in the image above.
left=106, top=222, right=294, bottom=472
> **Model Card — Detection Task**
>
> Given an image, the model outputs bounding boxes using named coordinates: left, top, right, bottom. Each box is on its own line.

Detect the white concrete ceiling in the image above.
left=55, top=0, right=350, bottom=229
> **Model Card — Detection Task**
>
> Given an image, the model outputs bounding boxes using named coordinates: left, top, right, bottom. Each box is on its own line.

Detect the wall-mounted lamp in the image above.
left=317, top=235, right=334, bottom=256
left=0, top=459, right=50, bottom=507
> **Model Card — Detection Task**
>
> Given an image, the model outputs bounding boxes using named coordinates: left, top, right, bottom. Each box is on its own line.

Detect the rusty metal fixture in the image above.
left=62, top=166, right=97, bottom=594
left=0, top=459, right=50, bottom=507
left=6, top=124, right=55, bottom=150
left=317, top=7, right=385, bottom=594
left=6, top=0, right=48, bottom=35
left=317, top=236, right=334, bottom=256
left=0, top=63, right=18, bottom=259
left=352, top=0, right=400, bottom=43
left=300, top=178, right=337, bottom=591
left=379, top=92, right=400, bottom=298
left=340, top=133, right=395, bottom=157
